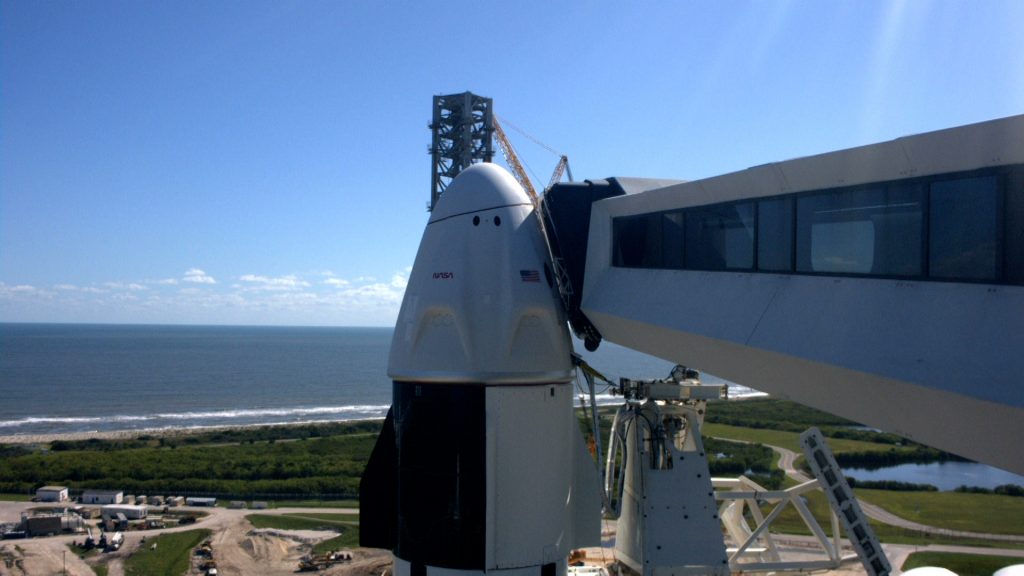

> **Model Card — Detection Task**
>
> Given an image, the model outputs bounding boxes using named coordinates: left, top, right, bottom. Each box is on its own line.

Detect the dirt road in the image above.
left=0, top=503, right=385, bottom=576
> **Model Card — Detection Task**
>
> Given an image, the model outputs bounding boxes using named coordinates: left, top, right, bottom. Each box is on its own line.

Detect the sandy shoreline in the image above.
left=0, top=419, right=380, bottom=446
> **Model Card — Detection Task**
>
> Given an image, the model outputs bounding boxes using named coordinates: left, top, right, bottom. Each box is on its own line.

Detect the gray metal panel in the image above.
left=778, top=139, right=911, bottom=192
left=580, top=115, right=1024, bottom=474
left=603, top=113, right=1024, bottom=215
left=899, top=115, right=1024, bottom=177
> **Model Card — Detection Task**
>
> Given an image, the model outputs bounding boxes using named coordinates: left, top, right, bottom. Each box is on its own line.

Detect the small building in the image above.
left=150, top=495, right=164, bottom=506
left=24, top=515, right=62, bottom=537
left=251, top=501, right=268, bottom=510
left=101, top=504, right=147, bottom=520
left=81, top=490, right=123, bottom=505
left=136, top=495, right=147, bottom=505
left=228, top=501, right=246, bottom=509
left=185, top=497, right=217, bottom=507
left=123, top=494, right=136, bottom=505
left=35, top=486, right=68, bottom=503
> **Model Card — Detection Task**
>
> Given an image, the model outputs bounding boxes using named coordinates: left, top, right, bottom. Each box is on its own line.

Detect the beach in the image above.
left=0, top=420, right=375, bottom=446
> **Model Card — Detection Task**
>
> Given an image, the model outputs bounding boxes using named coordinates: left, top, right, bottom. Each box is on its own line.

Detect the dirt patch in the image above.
left=1, top=539, right=96, bottom=576
left=199, top=516, right=337, bottom=575
left=317, top=548, right=392, bottom=576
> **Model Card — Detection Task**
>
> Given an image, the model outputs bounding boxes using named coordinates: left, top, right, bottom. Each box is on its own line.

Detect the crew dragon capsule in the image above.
left=360, top=163, right=602, bottom=576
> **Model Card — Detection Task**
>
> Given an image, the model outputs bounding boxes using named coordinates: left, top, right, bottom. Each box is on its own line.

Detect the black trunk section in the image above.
left=359, top=406, right=397, bottom=549
left=394, top=381, right=486, bottom=569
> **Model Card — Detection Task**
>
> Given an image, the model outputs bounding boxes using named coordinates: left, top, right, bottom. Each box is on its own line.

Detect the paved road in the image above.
left=764, top=444, right=1024, bottom=543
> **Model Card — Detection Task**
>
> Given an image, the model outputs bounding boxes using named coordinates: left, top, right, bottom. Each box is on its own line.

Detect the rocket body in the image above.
left=361, top=164, right=600, bottom=576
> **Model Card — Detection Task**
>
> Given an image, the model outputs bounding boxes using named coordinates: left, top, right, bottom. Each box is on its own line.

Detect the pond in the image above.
left=842, top=461, right=1024, bottom=492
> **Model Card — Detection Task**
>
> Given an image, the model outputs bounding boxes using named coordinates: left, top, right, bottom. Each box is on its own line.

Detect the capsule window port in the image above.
left=494, top=216, right=501, bottom=226
left=473, top=216, right=480, bottom=226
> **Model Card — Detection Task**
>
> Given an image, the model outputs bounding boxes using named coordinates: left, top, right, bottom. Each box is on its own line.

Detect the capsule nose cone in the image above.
left=429, top=163, right=531, bottom=223
left=389, top=163, right=572, bottom=384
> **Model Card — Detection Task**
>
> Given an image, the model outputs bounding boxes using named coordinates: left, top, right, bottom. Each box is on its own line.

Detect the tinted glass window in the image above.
left=662, top=211, right=685, bottom=269
left=929, top=176, right=1001, bottom=280
left=1005, top=168, right=1024, bottom=284
left=685, top=203, right=754, bottom=270
left=613, top=214, right=662, bottom=268
left=757, top=197, right=794, bottom=272
left=796, top=185, right=923, bottom=276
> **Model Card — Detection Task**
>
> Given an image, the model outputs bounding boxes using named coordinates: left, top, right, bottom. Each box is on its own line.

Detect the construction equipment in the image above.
left=298, top=550, right=351, bottom=571
left=492, top=116, right=539, bottom=202
left=492, top=115, right=574, bottom=203
left=547, top=155, right=573, bottom=190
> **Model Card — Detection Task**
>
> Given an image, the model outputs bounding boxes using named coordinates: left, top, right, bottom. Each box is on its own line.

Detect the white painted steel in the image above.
left=611, top=401, right=728, bottom=576
left=487, top=384, right=601, bottom=570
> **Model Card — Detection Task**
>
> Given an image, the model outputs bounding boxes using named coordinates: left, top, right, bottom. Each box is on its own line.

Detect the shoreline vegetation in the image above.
left=0, top=398, right=1019, bottom=500
left=0, top=418, right=387, bottom=446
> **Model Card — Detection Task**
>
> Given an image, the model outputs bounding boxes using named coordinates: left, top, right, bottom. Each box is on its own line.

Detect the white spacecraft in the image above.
left=361, top=163, right=602, bottom=576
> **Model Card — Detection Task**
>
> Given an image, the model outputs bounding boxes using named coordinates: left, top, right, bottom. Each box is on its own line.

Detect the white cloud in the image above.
left=0, top=282, right=38, bottom=296
left=104, top=282, right=147, bottom=291
left=1, top=265, right=414, bottom=326
left=54, top=284, right=107, bottom=293
left=239, top=274, right=311, bottom=291
left=183, top=268, right=216, bottom=284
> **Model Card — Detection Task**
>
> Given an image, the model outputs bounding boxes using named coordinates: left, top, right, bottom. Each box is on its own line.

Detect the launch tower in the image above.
left=429, top=92, right=495, bottom=211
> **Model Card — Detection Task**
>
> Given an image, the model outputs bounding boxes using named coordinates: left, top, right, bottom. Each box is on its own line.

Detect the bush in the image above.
left=846, top=478, right=938, bottom=491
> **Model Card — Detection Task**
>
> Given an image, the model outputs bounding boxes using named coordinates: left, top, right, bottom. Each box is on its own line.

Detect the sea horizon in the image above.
left=0, top=323, right=764, bottom=438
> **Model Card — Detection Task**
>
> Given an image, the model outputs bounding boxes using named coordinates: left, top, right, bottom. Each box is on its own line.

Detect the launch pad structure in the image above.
left=364, top=93, right=1023, bottom=576
left=429, top=93, right=495, bottom=212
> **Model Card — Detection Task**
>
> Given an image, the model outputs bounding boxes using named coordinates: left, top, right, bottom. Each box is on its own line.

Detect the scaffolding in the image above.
left=428, top=92, right=494, bottom=211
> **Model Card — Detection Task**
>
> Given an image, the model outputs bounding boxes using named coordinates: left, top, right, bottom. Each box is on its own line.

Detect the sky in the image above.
left=1, top=1, right=1022, bottom=326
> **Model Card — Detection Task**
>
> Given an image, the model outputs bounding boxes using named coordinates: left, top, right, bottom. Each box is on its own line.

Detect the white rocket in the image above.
left=361, top=163, right=602, bottom=576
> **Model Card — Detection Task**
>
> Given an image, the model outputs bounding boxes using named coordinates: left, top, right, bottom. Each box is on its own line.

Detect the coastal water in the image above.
left=843, top=461, right=1024, bottom=491
left=0, top=323, right=759, bottom=437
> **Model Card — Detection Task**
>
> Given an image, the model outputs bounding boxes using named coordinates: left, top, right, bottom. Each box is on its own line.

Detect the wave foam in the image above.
left=0, top=404, right=392, bottom=430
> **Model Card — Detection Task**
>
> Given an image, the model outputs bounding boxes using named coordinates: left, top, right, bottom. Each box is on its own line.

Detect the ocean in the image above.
left=0, top=323, right=760, bottom=437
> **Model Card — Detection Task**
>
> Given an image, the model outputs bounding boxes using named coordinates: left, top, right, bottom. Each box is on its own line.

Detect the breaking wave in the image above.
left=0, top=404, right=392, bottom=434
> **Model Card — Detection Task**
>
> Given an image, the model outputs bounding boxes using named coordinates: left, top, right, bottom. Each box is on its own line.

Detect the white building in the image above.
left=185, top=497, right=216, bottom=507
left=81, top=490, right=123, bottom=505
left=101, top=504, right=148, bottom=520
left=35, top=486, right=68, bottom=502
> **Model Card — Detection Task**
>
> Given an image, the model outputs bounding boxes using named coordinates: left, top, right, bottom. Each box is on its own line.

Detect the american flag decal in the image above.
left=520, top=269, right=540, bottom=283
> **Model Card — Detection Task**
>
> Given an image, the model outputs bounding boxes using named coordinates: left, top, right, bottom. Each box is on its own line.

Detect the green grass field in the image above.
left=704, top=423, right=902, bottom=454
left=312, top=528, right=360, bottom=554
left=704, top=422, right=1024, bottom=545
left=857, top=489, right=1024, bottom=535
left=259, top=499, right=359, bottom=509
left=124, top=529, right=211, bottom=576
left=247, top=512, right=358, bottom=531
left=902, top=551, right=1024, bottom=575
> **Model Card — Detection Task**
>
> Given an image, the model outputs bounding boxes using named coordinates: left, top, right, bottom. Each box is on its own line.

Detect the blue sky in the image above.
left=2, top=1, right=1022, bottom=326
